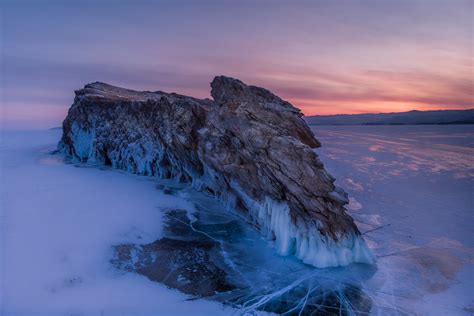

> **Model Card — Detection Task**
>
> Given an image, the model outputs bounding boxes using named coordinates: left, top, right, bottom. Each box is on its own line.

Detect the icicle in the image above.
left=64, top=124, right=375, bottom=268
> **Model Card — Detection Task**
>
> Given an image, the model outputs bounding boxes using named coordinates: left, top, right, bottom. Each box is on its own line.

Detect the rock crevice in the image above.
left=59, top=76, right=375, bottom=268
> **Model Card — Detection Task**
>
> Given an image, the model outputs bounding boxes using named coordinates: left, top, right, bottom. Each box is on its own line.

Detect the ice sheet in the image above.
left=312, top=125, right=474, bottom=315
left=1, top=125, right=472, bottom=315
left=0, top=130, right=233, bottom=315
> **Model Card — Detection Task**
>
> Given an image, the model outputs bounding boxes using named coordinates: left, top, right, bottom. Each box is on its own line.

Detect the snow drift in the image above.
left=58, top=76, right=374, bottom=268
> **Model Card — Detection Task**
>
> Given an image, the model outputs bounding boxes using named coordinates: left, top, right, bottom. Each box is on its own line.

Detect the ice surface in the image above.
left=0, top=130, right=233, bottom=315
left=111, top=182, right=376, bottom=315
left=312, top=125, right=474, bottom=315
left=1, top=125, right=473, bottom=315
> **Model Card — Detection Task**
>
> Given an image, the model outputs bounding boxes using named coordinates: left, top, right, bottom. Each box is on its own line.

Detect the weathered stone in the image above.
left=59, top=76, right=374, bottom=268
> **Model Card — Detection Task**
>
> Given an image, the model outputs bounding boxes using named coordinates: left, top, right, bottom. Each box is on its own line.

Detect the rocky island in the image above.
left=58, top=76, right=374, bottom=268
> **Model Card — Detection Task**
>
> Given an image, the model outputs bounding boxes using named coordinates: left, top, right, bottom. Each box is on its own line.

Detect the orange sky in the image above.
left=1, top=1, right=472, bottom=128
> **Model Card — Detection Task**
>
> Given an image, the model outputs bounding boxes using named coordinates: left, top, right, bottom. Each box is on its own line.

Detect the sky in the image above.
left=1, top=0, right=473, bottom=129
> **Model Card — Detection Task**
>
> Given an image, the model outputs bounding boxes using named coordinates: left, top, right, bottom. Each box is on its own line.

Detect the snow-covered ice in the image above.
left=0, top=130, right=233, bottom=315
left=1, top=125, right=473, bottom=315
left=312, top=125, right=474, bottom=315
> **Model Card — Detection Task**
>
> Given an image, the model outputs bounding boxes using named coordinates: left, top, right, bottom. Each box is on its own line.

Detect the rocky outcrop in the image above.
left=59, top=76, right=374, bottom=268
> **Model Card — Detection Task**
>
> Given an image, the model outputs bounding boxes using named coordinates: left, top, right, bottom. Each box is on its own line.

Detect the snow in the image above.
left=1, top=125, right=472, bottom=315
left=0, top=130, right=233, bottom=315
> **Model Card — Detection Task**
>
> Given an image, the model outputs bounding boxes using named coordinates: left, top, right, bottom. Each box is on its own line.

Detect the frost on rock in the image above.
left=70, top=122, right=96, bottom=161
left=232, top=184, right=374, bottom=267
left=59, top=77, right=375, bottom=268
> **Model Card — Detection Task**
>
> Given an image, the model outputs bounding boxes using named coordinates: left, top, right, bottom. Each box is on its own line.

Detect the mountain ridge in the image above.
left=305, top=109, right=474, bottom=125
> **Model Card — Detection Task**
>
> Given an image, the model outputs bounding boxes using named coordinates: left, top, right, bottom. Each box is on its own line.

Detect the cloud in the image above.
left=2, top=0, right=472, bottom=125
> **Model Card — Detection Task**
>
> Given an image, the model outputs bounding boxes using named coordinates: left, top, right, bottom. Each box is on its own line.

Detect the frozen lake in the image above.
left=1, top=125, right=473, bottom=315
left=312, top=124, right=474, bottom=315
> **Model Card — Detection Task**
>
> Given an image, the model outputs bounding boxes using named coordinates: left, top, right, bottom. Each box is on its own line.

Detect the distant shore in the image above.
left=304, top=109, right=474, bottom=126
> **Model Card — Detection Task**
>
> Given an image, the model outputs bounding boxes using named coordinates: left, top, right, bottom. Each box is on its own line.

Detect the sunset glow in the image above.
left=1, top=0, right=472, bottom=128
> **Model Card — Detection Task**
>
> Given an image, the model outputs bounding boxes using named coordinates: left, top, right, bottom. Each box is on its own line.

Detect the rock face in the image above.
left=59, top=76, right=374, bottom=268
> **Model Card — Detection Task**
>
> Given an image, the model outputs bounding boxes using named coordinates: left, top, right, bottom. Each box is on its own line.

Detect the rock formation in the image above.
left=59, top=76, right=375, bottom=268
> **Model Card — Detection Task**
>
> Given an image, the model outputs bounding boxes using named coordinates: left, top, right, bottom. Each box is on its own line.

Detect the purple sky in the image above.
left=1, top=0, right=472, bottom=129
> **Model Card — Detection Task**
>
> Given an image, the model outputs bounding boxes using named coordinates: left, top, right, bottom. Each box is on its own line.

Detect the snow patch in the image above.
left=347, top=197, right=363, bottom=210
left=1, top=130, right=231, bottom=315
